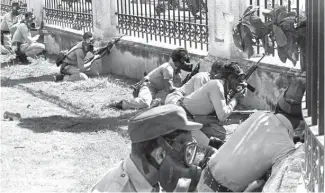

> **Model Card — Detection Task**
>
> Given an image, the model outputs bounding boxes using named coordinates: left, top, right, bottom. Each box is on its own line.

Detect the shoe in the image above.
left=115, top=101, right=124, bottom=109
left=108, top=100, right=124, bottom=110
left=208, top=137, right=224, bottom=150
left=54, top=74, right=65, bottom=82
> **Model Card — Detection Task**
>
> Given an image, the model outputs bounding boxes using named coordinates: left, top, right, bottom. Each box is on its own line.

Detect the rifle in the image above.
left=227, top=54, right=266, bottom=100
left=181, top=62, right=201, bottom=85
left=84, top=35, right=125, bottom=68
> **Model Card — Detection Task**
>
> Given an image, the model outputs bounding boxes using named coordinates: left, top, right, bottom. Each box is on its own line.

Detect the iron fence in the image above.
left=303, top=0, right=324, bottom=191
left=248, top=0, right=305, bottom=56
left=1, top=0, right=27, bottom=14
left=116, top=0, right=208, bottom=51
left=43, top=0, right=93, bottom=32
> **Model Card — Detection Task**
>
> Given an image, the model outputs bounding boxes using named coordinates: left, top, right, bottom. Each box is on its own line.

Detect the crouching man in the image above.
left=55, top=32, right=98, bottom=82
left=197, top=78, right=306, bottom=192
left=11, top=12, right=45, bottom=64
left=89, top=105, right=203, bottom=192
left=114, top=47, right=192, bottom=110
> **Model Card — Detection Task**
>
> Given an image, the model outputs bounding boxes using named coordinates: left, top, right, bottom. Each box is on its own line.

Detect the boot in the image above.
left=54, top=74, right=65, bottom=82
left=15, top=50, right=30, bottom=64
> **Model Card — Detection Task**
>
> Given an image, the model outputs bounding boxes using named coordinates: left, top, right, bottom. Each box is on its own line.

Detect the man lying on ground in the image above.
left=197, top=78, right=306, bottom=192
left=165, top=60, right=226, bottom=105
left=90, top=105, right=203, bottom=192
left=114, top=47, right=193, bottom=110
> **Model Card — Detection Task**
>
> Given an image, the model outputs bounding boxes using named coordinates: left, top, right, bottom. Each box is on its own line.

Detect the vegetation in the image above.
left=233, top=5, right=306, bottom=70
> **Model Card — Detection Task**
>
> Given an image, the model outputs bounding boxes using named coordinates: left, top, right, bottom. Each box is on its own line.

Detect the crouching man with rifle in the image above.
left=177, top=55, right=265, bottom=149
left=55, top=32, right=123, bottom=82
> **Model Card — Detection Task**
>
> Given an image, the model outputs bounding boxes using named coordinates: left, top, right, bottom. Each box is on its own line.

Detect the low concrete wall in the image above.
left=44, top=26, right=303, bottom=110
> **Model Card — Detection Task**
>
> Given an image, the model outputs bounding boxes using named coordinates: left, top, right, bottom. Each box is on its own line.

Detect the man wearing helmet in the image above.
left=176, top=62, right=248, bottom=147
left=197, top=78, right=306, bottom=192
left=11, top=11, right=45, bottom=64
left=165, top=60, right=226, bottom=105
left=114, top=47, right=193, bottom=110
left=89, top=105, right=203, bottom=192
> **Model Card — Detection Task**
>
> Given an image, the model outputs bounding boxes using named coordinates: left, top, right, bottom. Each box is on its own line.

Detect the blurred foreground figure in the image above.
left=90, top=105, right=203, bottom=192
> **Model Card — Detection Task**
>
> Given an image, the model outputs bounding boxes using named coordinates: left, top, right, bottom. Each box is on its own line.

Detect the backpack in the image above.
left=55, top=42, right=81, bottom=67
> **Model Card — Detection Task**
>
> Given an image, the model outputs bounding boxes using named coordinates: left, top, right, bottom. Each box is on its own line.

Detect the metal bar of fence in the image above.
left=319, top=0, right=324, bottom=135
left=318, top=0, right=324, bottom=135
left=188, top=0, right=191, bottom=48
left=182, top=0, right=185, bottom=49
left=296, top=0, right=299, bottom=22
left=172, top=0, right=176, bottom=45
left=178, top=0, right=181, bottom=47
left=205, top=0, right=208, bottom=51
left=306, top=0, right=312, bottom=115
left=311, top=0, right=318, bottom=126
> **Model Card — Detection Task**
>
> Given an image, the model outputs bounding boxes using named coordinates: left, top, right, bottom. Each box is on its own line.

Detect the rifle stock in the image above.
left=181, top=62, right=200, bottom=85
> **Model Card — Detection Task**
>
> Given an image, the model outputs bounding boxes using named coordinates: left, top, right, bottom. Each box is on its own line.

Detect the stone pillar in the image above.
left=92, top=0, right=119, bottom=40
left=208, top=0, right=249, bottom=59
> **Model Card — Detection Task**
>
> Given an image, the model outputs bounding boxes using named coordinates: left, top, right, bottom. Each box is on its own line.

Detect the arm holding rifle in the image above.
left=84, top=35, right=125, bottom=68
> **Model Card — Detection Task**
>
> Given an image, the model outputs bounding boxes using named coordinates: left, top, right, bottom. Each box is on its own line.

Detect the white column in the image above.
left=208, top=0, right=249, bottom=59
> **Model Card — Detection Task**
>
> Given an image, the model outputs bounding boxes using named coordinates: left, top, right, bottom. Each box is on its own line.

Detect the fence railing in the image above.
left=116, top=0, right=208, bottom=51
left=303, top=0, right=324, bottom=192
left=43, top=0, right=93, bottom=32
left=0, top=0, right=27, bottom=14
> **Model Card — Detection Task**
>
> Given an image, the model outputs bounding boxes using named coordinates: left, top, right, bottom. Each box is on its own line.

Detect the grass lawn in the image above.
left=0, top=56, right=239, bottom=192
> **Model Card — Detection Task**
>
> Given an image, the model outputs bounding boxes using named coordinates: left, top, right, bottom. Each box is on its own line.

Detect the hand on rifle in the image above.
left=233, top=82, right=248, bottom=99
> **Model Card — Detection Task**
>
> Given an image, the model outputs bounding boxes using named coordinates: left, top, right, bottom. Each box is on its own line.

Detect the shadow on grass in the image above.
left=18, top=111, right=138, bottom=135
left=1, top=74, right=56, bottom=87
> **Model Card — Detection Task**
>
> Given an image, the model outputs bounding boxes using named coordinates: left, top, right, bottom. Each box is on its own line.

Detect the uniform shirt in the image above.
left=63, top=42, right=87, bottom=71
left=12, top=22, right=33, bottom=44
left=145, top=61, right=178, bottom=91
left=178, top=72, right=210, bottom=95
left=182, top=79, right=233, bottom=121
left=202, top=112, right=295, bottom=192
left=89, top=156, right=158, bottom=192
left=0, top=12, right=20, bottom=34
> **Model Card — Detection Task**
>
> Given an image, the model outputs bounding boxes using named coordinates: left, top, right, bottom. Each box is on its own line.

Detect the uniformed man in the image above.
left=179, top=62, right=247, bottom=141
left=11, top=11, right=45, bottom=64
left=89, top=105, right=203, bottom=192
left=114, top=47, right=192, bottom=110
left=1, top=2, right=23, bottom=54
left=55, top=32, right=98, bottom=82
left=197, top=78, right=306, bottom=192
left=165, top=60, right=226, bottom=105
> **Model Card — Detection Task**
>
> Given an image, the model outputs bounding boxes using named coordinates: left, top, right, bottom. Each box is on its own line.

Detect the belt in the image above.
left=203, top=166, right=233, bottom=192
left=179, top=99, right=194, bottom=120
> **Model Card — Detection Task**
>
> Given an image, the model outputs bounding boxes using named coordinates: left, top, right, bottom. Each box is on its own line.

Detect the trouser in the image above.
left=122, top=82, right=157, bottom=109
left=60, top=62, right=100, bottom=82
left=60, top=64, right=89, bottom=81
left=12, top=41, right=45, bottom=57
